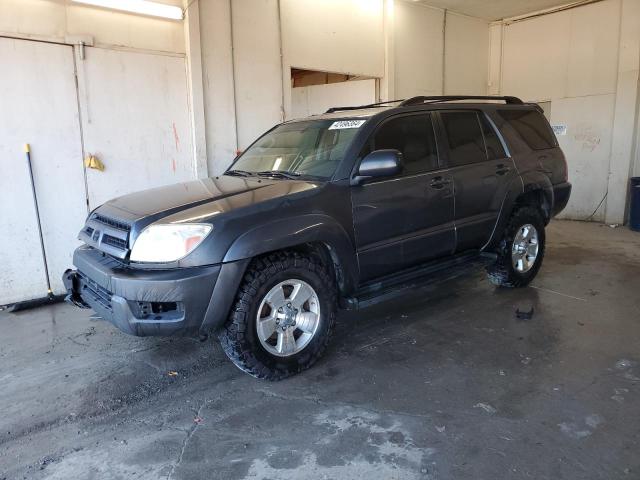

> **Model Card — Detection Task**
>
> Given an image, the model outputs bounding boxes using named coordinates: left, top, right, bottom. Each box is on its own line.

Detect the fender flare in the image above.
left=223, top=214, right=359, bottom=293
left=484, top=171, right=553, bottom=250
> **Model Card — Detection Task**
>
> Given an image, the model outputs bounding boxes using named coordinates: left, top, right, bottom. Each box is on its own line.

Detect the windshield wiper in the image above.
left=256, top=170, right=302, bottom=180
left=224, top=169, right=255, bottom=177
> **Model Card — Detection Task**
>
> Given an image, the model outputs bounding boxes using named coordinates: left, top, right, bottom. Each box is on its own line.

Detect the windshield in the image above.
left=227, top=119, right=366, bottom=179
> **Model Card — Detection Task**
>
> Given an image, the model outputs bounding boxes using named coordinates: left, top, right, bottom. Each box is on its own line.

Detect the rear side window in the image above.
left=479, top=114, right=507, bottom=160
left=440, top=111, right=486, bottom=167
left=371, top=113, right=439, bottom=175
left=498, top=109, right=556, bottom=150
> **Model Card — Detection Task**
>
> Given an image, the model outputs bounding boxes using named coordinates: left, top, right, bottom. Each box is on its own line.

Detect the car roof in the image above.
left=285, top=96, right=541, bottom=125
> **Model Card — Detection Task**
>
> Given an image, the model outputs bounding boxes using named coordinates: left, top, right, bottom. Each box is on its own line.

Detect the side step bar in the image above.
left=341, top=252, right=494, bottom=310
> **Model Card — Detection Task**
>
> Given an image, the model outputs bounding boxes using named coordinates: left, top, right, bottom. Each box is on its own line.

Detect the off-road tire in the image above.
left=487, top=206, right=546, bottom=288
left=218, top=251, right=337, bottom=380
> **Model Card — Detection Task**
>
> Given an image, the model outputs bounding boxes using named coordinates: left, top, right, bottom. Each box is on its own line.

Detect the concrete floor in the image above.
left=1, top=220, right=639, bottom=480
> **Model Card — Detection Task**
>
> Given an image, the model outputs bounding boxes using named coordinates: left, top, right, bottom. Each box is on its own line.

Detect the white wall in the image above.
left=281, top=0, right=385, bottom=78
left=0, top=0, right=185, bottom=53
left=291, top=79, right=377, bottom=119
left=200, top=0, right=388, bottom=170
left=491, top=0, right=640, bottom=223
left=393, top=1, right=489, bottom=99
left=444, top=12, right=489, bottom=95
left=0, top=0, right=198, bottom=304
left=232, top=0, right=284, bottom=150
left=199, top=0, right=238, bottom=175
left=280, top=0, right=385, bottom=122
left=394, top=2, right=444, bottom=98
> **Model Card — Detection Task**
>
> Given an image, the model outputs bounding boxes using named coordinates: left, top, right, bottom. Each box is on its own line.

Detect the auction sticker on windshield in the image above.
left=329, top=120, right=366, bottom=130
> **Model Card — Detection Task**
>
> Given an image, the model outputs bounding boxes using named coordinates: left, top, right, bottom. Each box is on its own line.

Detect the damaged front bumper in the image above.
left=63, top=246, right=221, bottom=337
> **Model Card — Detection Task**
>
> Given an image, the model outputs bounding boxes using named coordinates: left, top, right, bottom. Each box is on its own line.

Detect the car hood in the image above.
left=92, top=175, right=320, bottom=225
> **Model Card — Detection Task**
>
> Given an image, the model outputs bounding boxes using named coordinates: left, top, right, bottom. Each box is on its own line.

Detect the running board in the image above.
left=341, top=252, right=494, bottom=310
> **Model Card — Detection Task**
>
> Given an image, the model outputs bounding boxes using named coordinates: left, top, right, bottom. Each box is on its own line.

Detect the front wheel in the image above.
left=218, top=251, right=337, bottom=380
left=487, top=206, right=546, bottom=288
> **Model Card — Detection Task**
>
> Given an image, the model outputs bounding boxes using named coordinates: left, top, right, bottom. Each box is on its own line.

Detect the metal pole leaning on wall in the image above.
left=7, top=144, right=62, bottom=312
left=25, top=143, right=53, bottom=300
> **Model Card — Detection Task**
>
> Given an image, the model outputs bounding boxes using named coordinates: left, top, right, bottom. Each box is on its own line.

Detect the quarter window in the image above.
left=497, top=109, right=557, bottom=150
left=370, top=114, right=439, bottom=175
left=440, top=111, right=487, bottom=167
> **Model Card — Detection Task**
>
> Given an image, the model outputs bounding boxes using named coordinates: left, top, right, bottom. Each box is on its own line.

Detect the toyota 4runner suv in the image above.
left=64, top=95, right=571, bottom=380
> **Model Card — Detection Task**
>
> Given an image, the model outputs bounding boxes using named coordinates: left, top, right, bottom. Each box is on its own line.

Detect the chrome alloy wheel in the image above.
left=511, top=224, right=539, bottom=273
left=256, top=279, right=321, bottom=357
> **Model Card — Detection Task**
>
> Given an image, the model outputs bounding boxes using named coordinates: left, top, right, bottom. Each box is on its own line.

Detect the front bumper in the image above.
left=63, top=246, right=221, bottom=336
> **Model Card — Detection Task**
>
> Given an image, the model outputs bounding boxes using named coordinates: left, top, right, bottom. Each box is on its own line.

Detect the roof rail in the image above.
left=399, top=95, right=524, bottom=107
left=325, top=99, right=405, bottom=114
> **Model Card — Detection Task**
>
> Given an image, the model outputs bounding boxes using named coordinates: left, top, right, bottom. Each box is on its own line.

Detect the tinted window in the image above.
left=440, top=111, right=486, bottom=167
left=371, top=114, right=439, bottom=174
left=498, top=109, right=556, bottom=150
left=479, top=114, right=507, bottom=160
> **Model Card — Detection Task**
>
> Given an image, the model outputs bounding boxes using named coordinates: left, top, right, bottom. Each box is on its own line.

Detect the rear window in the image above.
left=498, top=109, right=556, bottom=150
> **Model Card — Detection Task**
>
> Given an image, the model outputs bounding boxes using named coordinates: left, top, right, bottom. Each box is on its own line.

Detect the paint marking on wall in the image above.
left=172, top=122, right=180, bottom=151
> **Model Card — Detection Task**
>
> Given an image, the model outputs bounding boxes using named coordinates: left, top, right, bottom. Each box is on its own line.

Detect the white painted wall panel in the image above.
left=551, top=95, right=616, bottom=221
left=291, top=80, right=377, bottom=119
left=0, top=0, right=185, bottom=53
left=565, top=1, right=620, bottom=98
left=232, top=0, right=283, bottom=149
left=444, top=13, right=489, bottom=95
left=0, top=38, right=86, bottom=303
left=498, top=0, right=627, bottom=221
left=394, top=2, right=444, bottom=98
left=78, top=48, right=195, bottom=208
left=200, top=0, right=238, bottom=174
left=502, top=12, right=570, bottom=102
left=488, top=24, right=503, bottom=95
left=281, top=0, right=385, bottom=78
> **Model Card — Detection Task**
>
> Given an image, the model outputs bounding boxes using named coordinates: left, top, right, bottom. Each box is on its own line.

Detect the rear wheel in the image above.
left=487, top=206, right=546, bottom=288
left=218, top=251, right=337, bottom=380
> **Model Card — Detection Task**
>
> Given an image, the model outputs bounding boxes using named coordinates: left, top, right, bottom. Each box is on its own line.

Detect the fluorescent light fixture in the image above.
left=72, top=0, right=183, bottom=20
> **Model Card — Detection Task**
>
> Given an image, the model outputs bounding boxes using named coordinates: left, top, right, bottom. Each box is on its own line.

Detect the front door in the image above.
left=437, top=110, right=516, bottom=251
left=351, top=113, right=455, bottom=282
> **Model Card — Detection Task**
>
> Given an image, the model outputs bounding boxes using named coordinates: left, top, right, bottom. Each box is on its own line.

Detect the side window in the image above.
left=371, top=114, right=439, bottom=175
left=497, top=109, right=557, bottom=150
left=479, top=114, right=507, bottom=160
left=440, top=111, right=487, bottom=167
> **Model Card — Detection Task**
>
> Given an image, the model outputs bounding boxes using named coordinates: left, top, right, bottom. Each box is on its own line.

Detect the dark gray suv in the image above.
left=64, top=95, right=571, bottom=379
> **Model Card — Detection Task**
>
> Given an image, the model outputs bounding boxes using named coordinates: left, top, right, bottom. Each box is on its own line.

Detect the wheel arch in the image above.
left=484, top=172, right=553, bottom=251
left=223, top=214, right=358, bottom=294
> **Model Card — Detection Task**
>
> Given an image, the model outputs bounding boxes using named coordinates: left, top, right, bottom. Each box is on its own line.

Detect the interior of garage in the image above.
left=1, top=0, right=639, bottom=478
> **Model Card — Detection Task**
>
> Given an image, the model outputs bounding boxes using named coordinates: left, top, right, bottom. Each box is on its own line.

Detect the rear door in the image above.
left=351, top=112, right=455, bottom=281
left=437, top=110, right=516, bottom=251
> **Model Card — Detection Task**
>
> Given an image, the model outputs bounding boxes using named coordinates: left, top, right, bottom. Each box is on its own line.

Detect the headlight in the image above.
left=130, top=224, right=212, bottom=263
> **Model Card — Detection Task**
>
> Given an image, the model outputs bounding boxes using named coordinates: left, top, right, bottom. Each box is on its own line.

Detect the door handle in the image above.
left=430, top=177, right=452, bottom=189
left=495, top=163, right=511, bottom=176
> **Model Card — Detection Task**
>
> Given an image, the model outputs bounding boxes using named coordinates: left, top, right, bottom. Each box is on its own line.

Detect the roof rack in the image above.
left=324, top=95, right=525, bottom=115
left=399, top=95, right=524, bottom=106
left=325, top=99, right=405, bottom=114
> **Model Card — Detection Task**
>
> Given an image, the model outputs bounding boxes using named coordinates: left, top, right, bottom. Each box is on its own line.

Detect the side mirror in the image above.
left=352, top=149, right=403, bottom=185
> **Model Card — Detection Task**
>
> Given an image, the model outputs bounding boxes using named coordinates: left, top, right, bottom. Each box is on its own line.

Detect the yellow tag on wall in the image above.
left=84, top=155, right=105, bottom=171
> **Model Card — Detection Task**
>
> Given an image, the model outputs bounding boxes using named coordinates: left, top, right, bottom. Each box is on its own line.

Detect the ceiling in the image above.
left=414, top=0, right=577, bottom=20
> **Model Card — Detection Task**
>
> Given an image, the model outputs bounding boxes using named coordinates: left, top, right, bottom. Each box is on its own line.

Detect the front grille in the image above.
left=78, top=271, right=112, bottom=311
left=102, top=234, right=128, bottom=250
left=92, top=214, right=131, bottom=233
